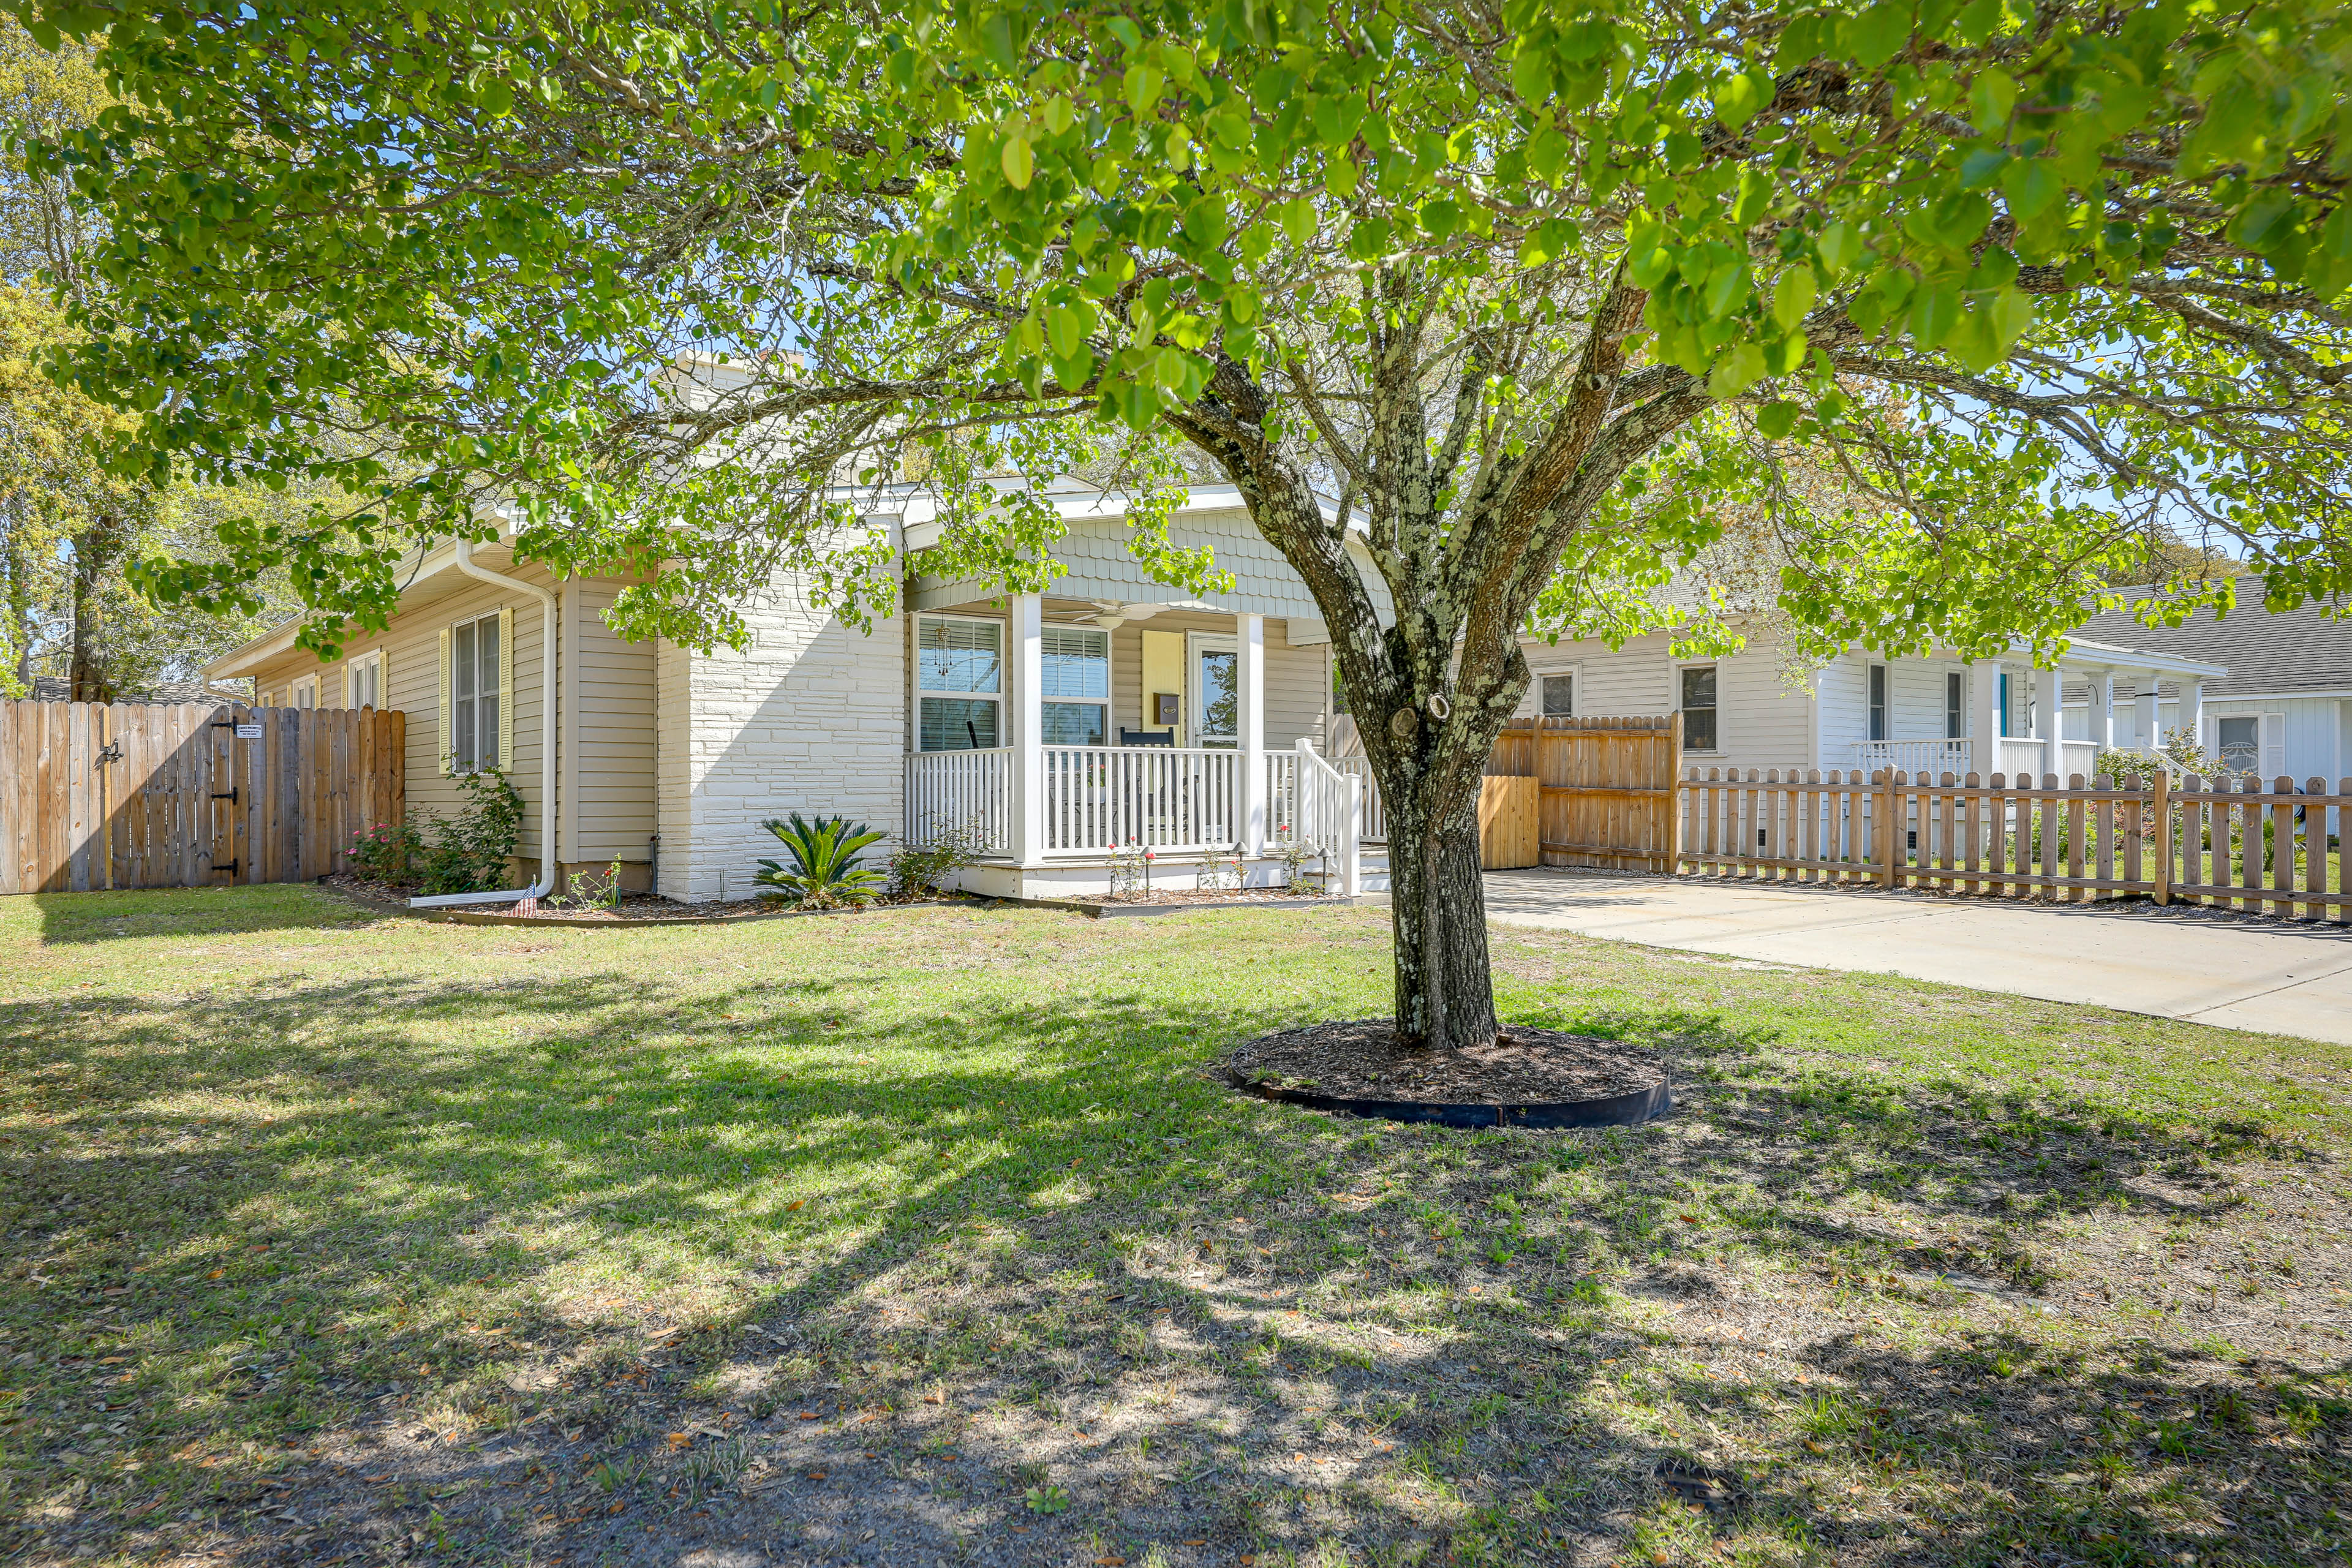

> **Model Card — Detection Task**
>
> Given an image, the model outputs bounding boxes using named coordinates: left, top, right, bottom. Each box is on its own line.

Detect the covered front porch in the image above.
left=900, top=592, right=1382, bottom=897
left=1851, top=640, right=2231, bottom=781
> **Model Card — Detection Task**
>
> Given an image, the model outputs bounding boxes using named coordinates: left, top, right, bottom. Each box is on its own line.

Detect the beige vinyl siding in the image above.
left=239, top=565, right=582, bottom=867
left=564, top=581, right=658, bottom=862
left=654, top=636, right=693, bottom=894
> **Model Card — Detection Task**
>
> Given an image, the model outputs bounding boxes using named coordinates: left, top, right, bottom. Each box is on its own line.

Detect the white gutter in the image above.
left=410, top=537, right=560, bottom=910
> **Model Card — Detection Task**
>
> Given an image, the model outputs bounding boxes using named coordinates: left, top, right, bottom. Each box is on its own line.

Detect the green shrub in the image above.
left=889, top=818, right=986, bottom=897
left=414, top=768, right=527, bottom=895
left=347, top=819, right=424, bottom=881
left=753, top=814, right=888, bottom=908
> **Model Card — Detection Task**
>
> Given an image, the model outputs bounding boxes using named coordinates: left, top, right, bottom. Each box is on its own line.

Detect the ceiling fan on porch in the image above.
left=1085, top=600, right=1170, bottom=630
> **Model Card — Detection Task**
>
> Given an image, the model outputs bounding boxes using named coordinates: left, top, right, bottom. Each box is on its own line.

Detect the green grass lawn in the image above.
left=2, top=884, right=2349, bottom=1568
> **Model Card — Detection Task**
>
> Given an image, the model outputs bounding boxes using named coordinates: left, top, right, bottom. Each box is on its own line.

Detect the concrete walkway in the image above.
left=1483, top=869, right=2352, bottom=1045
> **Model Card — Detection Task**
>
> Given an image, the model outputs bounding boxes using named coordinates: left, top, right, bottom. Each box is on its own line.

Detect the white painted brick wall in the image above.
left=655, top=573, right=907, bottom=903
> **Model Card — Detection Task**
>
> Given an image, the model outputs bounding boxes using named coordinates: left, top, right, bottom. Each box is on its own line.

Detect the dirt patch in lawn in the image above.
left=1226, top=1016, right=1668, bottom=1102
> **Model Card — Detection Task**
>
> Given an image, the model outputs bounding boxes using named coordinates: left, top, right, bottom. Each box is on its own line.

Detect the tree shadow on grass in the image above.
left=2, top=956, right=2348, bottom=1567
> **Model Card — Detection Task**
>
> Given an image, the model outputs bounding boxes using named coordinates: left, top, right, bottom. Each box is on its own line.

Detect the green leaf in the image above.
left=1999, top=159, right=2063, bottom=220
left=1000, top=135, right=1034, bottom=190
left=1716, top=71, right=1768, bottom=130
left=1707, top=342, right=1766, bottom=398
left=1041, top=95, right=1074, bottom=136
left=1280, top=198, right=1317, bottom=243
left=1626, top=244, right=1675, bottom=288
left=1771, top=267, right=1818, bottom=332
left=1909, top=280, right=1961, bottom=346
left=1703, top=263, right=1752, bottom=319
left=1969, top=69, right=2018, bottom=134
left=1817, top=221, right=1864, bottom=276
left=1844, top=2, right=1912, bottom=68
left=1125, top=65, right=1165, bottom=116
left=1755, top=400, right=1800, bottom=438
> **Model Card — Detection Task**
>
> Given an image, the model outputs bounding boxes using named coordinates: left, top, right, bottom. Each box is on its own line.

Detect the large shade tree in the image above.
left=17, top=0, right=2350, bottom=1047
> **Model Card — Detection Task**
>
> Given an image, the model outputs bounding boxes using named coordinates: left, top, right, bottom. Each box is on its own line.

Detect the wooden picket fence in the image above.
left=0, top=700, right=405, bottom=895
left=1678, top=766, right=2352, bottom=921
left=1487, top=715, right=1682, bottom=870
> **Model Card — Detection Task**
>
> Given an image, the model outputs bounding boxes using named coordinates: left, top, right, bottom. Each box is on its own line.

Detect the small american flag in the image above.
left=512, top=895, right=539, bottom=918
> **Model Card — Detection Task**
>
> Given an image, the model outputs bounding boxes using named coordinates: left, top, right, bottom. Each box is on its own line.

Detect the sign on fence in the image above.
left=1678, top=766, right=2351, bottom=922
left=0, top=701, right=405, bottom=895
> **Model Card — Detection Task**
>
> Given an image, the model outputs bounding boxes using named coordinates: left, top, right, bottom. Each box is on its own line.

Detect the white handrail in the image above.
left=1329, top=753, right=1386, bottom=842
left=1288, top=739, right=1362, bottom=895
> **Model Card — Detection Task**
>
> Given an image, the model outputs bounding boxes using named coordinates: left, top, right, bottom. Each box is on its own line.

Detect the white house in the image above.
left=203, top=481, right=1394, bottom=902
left=1510, top=620, right=2229, bottom=784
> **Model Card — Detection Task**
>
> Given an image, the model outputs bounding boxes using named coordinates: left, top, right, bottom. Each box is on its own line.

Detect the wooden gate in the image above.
left=1485, top=715, right=1681, bottom=870
left=0, top=701, right=405, bottom=895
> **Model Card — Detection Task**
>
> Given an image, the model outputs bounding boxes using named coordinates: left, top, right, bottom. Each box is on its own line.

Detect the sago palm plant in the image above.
left=752, top=814, right=889, bottom=908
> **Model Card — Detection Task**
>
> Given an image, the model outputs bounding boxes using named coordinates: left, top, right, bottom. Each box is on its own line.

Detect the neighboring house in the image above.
left=202, top=481, right=1388, bottom=902
left=1512, top=619, right=2228, bottom=783
left=2075, top=578, right=2352, bottom=786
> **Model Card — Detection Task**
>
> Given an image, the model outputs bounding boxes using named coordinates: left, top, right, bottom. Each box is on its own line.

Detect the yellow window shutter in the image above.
left=437, top=627, right=453, bottom=775
left=498, top=606, right=514, bottom=772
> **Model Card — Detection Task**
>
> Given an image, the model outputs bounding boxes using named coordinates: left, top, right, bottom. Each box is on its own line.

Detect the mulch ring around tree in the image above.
left=1224, top=1018, right=1672, bottom=1129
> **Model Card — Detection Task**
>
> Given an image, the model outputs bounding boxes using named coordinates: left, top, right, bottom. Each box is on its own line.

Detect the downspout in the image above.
left=410, top=536, right=560, bottom=909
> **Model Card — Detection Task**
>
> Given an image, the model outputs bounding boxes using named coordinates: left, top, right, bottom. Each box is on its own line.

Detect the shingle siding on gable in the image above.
left=911, top=510, right=1394, bottom=622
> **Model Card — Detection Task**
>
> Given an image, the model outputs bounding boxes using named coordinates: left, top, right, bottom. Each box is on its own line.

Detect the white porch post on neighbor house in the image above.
left=2135, top=679, right=2160, bottom=753
left=2029, top=663, right=2059, bottom=778
left=1009, top=592, right=1044, bottom=865
left=1237, top=612, right=1267, bottom=857
left=1970, top=658, right=2002, bottom=773
left=2182, top=679, right=2205, bottom=751
left=2087, top=669, right=2114, bottom=752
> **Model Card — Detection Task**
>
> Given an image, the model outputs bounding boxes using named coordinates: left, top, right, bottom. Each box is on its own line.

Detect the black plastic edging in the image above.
left=1231, top=1072, right=1672, bottom=1129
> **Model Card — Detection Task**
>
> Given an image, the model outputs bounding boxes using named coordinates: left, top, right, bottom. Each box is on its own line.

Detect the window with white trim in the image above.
left=1945, top=671, right=1964, bottom=739
left=1539, top=672, right=1575, bottom=717
left=290, top=674, right=318, bottom=710
left=1040, top=625, right=1109, bottom=745
left=1867, top=663, right=1888, bottom=741
left=448, top=612, right=502, bottom=771
left=918, top=615, right=1001, bottom=750
left=345, top=650, right=383, bottom=710
left=1679, top=665, right=1717, bottom=752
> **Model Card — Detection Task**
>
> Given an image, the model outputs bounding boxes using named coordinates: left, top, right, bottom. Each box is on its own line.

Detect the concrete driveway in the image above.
left=1483, top=869, right=2352, bottom=1045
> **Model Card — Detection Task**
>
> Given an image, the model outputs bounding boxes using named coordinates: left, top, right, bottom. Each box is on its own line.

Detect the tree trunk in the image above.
left=68, top=514, right=124, bottom=704
left=1382, top=766, right=1499, bottom=1052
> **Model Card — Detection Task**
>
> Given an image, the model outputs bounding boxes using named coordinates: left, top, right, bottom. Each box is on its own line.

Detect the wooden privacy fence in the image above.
left=1485, top=715, right=1681, bottom=870
left=1, top=700, right=405, bottom=895
left=1679, top=766, right=2352, bottom=921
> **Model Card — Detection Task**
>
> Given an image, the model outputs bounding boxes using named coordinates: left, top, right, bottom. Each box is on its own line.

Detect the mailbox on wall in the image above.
left=1152, top=692, right=1180, bottom=726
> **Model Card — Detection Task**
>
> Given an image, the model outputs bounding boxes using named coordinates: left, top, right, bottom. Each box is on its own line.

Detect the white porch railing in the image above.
left=1853, top=738, right=1973, bottom=775
left=905, top=748, right=1011, bottom=853
left=1041, top=745, right=1241, bottom=852
left=1329, top=755, right=1388, bottom=842
left=1853, top=737, right=2113, bottom=783
left=1271, top=741, right=1363, bottom=894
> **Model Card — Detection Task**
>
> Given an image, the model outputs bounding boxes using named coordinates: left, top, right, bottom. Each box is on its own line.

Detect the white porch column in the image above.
left=2087, top=669, right=2114, bottom=752
left=2029, top=663, right=2059, bottom=779
left=2135, top=678, right=2160, bottom=752
left=2182, top=679, right=2204, bottom=752
left=1970, top=659, right=2002, bottom=775
left=1237, top=612, right=1267, bottom=857
left=1008, top=592, right=1044, bottom=866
